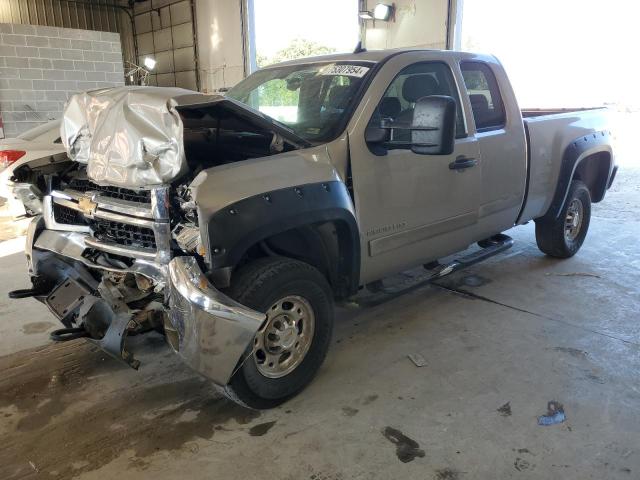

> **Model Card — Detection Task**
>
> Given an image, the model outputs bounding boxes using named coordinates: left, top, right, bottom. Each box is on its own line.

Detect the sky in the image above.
left=253, top=0, right=360, bottom=59
left=461, top=0, right=640, bottom=108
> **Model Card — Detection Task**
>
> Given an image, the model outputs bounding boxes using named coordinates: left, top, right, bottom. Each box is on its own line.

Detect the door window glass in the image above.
left=368, top=61, right=466, bottom=149
left=460, top=62, right=506, bottom=131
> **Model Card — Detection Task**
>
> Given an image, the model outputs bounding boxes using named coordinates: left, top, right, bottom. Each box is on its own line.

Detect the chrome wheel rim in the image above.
left=253, top=295, right=315, bottom=378
left=564, top=198, right=584, bottom=242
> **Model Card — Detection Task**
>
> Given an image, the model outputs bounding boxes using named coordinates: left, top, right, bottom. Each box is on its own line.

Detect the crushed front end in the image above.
left=10, top=86, right=267, bottom=388
left=16, top=173, right=264, bottom=385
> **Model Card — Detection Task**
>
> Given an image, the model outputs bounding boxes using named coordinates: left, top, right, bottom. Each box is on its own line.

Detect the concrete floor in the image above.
left=0, top=169, right=638, bottom=480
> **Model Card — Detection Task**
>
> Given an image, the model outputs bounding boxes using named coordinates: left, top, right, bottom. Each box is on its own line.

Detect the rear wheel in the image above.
left=535, top=180, right=591, bottom=258
left=224, top=257, right=334, bottom=409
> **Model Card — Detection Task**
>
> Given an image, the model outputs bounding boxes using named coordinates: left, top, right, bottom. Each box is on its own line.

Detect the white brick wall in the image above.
left=0, top=23, right=125, bottom=138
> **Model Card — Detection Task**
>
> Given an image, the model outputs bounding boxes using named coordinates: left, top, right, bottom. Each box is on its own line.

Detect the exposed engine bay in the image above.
left=59, top=87, right=305, bottom=188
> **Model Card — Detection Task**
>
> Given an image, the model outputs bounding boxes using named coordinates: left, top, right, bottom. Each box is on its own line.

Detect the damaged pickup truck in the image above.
left=9, top=49, right=617, bottom=408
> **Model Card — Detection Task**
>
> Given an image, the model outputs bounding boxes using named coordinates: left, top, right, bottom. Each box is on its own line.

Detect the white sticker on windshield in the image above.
left=319, top=64, right=370, bottom=77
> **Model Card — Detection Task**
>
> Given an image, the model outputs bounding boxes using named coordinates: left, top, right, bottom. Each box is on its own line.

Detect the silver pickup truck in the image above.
left=9, top=49, right=617, bottom=408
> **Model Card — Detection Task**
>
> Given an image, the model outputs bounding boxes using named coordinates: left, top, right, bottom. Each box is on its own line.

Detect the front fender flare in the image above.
left=204, top=181, right=360, bottom=294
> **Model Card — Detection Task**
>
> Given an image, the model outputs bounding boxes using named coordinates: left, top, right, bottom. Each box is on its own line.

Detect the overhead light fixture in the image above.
left=373, top=3, right=394, bottom=21
left=143, top=56, right=157, bottom=70
left=125, top=60, right=153, bottom=86
left=358, top=10, right=373, bottom=20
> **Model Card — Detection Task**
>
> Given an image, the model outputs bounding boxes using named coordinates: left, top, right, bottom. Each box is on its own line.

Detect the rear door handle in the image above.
left=449, top=156, right=478, bottom=170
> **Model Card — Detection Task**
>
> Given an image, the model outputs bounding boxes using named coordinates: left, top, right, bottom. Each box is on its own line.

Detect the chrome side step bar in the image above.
left=365, top=234, right=514, bottom=296
left=430, top=233, right=514, bottom=280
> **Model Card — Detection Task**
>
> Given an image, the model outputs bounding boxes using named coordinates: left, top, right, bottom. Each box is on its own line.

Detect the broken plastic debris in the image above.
left=408, top=353, right=427, bottom=367
left=537, top=401, right=566, bottom=426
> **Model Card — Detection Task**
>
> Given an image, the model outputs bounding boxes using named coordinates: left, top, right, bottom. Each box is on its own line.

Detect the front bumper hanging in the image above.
left=165, top=256, right=266, bottom=386
left=22, top=218, right=265, bottom=387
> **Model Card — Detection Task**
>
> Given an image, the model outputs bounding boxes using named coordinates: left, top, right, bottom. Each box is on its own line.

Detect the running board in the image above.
left=431, top=233, right=514, bottom=280
left=366, top=234, right=514, bottom=296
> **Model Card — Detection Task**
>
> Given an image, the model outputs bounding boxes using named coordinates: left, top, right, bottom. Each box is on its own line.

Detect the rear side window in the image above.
left=460, top=62, right=505, bottom=131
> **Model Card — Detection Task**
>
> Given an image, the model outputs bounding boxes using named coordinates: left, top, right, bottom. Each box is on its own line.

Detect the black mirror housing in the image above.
left=365, top=109, right=391, bottom=145
left=410, top=95, right=456, bottom=155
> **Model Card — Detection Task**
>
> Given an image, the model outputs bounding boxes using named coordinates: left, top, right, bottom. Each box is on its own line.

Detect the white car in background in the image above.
left=0, top=121, right=66, bottom=217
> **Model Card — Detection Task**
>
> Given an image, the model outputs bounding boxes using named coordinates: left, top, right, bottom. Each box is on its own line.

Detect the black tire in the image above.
left=535, top=180, right=591, bottom=258
left=224, top=257, right=334, bottom=409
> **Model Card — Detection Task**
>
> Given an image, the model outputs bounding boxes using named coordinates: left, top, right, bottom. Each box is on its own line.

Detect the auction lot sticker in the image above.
left=319, top=64, right=370, bottom=77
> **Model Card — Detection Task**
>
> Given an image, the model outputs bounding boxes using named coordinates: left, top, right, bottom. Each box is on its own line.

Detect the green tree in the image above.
left=254, top=39, right=336, bottom=112
left=257, top=38, right=336, bottom=67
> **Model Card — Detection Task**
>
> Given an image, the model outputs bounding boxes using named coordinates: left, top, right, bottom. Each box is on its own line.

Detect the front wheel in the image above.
left=535, top=180, right=591, bottom=258
left=224, top=257, right=334, bottom=409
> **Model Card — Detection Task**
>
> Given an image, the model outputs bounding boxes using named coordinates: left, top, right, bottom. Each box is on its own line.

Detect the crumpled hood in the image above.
left=60, top=86, right=198, bottom=188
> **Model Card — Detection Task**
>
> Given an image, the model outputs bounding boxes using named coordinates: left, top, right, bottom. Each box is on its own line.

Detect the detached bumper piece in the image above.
left=166, top=256, right=266, bottom=386
left=46, top=278, right=141, bottom=369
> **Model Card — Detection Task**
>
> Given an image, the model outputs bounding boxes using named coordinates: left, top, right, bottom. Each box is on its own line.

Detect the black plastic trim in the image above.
left=515, top=121, right=532, bottom=224
left=543, top=130, right=613, bottom=220
left=205, top=181, right=360, bottom=296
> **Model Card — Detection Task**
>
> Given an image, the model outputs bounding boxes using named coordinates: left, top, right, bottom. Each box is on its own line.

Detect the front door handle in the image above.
left=449, top=156, right=478, bottom=170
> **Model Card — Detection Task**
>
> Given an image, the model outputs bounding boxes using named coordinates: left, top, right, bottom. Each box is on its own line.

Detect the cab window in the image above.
left=460, top=62, right=506, bottom=131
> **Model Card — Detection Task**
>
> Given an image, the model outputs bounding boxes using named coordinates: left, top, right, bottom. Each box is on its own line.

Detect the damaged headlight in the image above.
left=12, top=182, right=43, bottom=215
left=172, top=184, right=205, bottom=256
left=174, top=225, right=202, bottom=253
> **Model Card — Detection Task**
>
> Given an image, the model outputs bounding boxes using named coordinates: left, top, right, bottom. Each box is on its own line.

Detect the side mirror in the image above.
left=364, top=123, right=388, bottom=144
left=364, top=111, right=390, bottom=144
left=410, top=96, right=456, bottom=155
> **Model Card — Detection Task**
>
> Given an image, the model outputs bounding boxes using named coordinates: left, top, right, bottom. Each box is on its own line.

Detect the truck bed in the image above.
left=521, top=107, right=603, bottom=118
left=517, top=107, right=610, bottom=223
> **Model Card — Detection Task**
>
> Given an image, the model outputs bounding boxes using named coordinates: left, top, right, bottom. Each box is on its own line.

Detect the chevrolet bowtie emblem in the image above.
left=78, top=196, right=97, bottom=216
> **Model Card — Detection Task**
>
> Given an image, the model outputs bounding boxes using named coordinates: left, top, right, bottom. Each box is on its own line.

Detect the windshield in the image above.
left=227, top=62, right=373, bottom=143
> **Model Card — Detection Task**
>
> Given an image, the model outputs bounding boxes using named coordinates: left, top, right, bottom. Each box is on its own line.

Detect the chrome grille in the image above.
left=53, top=203, right=86, bottom=225
left=92, top=218, right=157, bottom=250
left=67, top=178, right=152, bottom=203
left=44, top=186, right=171, bottom=263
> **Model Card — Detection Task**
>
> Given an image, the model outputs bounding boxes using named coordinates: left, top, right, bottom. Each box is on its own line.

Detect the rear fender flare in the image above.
left=544, top=130, right=613, bottom=220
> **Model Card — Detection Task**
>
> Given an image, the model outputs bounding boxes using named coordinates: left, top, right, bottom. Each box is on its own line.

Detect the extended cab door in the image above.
left=347, top=53, right=481, bottom=284
left=459, top=60, right=527, bottom=235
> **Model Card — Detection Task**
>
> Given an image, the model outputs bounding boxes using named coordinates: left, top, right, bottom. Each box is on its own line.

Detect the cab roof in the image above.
left=261, top=48, right=496, bottom=69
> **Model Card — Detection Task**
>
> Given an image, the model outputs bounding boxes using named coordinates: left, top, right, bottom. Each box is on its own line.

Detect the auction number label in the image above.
left=319, top=64, right=370, bottom=77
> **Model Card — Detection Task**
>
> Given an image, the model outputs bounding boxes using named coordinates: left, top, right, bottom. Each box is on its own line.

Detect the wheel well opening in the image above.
left=573, top=152, right=611, bottom=203
left=236, top=221, right=357, bottom=299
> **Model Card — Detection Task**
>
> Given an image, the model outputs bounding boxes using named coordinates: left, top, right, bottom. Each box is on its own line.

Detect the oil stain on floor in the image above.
left=381, top=426, right=425, bottom=463
left=21, top=322, right=56, bottom=335
left=248, top=421, right=277, bottom=436
left=0, top=334, right=262, bottom=479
